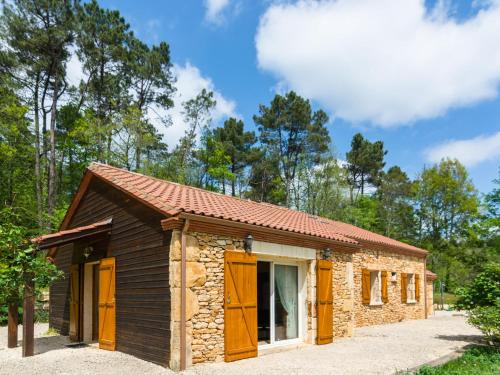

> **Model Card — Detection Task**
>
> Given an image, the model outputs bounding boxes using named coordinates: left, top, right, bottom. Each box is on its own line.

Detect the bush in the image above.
left=455, top=263, right=500, bottom=311
left=468, top=304, right=500, bottom=345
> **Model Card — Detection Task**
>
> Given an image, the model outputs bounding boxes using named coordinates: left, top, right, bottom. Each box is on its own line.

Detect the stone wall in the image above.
left=190, top=233, right=245, bottom=364
left=169, top=229, right=426, bottom=369
left=426, top=280, right=434, bottom=317
left=331, top=251, right=355, bottom=338
left=305, top=258, right=317, bottom=344
left=353, top=247, right=425, bottom=327
left=169, top=230, right=246, bottom=368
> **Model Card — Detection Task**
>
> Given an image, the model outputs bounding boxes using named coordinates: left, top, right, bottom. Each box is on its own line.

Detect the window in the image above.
left=370, top=271, right=382, bottom=305
left=362, top=269, right=388, bottom=305
left=407, top=273, right=416, bottom=303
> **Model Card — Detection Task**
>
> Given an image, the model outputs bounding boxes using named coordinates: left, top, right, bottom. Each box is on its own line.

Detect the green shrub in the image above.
left=455, top=263, right=500, bottom=311
left=468, top=304, right=500, bottom=345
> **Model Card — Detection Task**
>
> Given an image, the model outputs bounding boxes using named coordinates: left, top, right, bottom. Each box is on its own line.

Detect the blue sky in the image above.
left=97, top=0, right=500, bottom=193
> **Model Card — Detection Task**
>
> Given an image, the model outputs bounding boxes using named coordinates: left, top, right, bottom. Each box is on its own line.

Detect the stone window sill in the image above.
left=370, top=302, right=383, bottom=306
left=406, top=300, right=417, bottom=304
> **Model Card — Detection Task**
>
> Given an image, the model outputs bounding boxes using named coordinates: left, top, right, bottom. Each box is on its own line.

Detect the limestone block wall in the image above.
left=426, top=280, right=434, bottom=317
left=190, top=233, right=244, bottom=364
left=306, top=258, right=317, bottom=344
left=169, top=230, right=320, bottom=367
left=353, top=247, right=425, bottom=327
left=331, top=251, right=355, bottom=338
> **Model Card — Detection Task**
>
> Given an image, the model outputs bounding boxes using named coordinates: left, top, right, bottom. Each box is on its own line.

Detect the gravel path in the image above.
left=0, top=311, right=482, bottom=375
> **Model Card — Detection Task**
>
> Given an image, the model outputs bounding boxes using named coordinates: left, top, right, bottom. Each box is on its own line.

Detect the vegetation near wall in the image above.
left=0, top=0, right=498, bottom=297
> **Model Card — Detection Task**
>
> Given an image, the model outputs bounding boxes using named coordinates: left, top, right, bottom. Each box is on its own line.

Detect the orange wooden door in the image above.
left=316, top=259, right=333, bottom=345
left=69, top=264, right=80, bottom=341
left=99, top=257, right=116, bottom=351
left=224, top=251, right=257, bottom=362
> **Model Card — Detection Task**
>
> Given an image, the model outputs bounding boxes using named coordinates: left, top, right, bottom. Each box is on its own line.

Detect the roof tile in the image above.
left=87, top=163, right=427, bottom=254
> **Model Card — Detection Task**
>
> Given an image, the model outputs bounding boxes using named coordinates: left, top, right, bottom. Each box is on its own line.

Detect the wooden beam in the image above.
left=22, top=274, right=35, bottom=357
left=180, top=219, right=190, bottom=371
left=7, top=303, right=18, bottom=348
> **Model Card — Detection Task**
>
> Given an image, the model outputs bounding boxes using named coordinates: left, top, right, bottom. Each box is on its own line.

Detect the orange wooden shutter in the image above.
left=401, top=273, right=407, bottom=303
left=99, top=257, right=116, bottom=351
left=316, top=260, right=333, bottom=345
left=224, top=251, right=257, bottom=362
left=361, top=269, right=371, bottom=305
left=415, top=273, right=420, bottom=302
left=69, top=264, right=80, bottom=341
left=381, top=271, right=388, bottom=303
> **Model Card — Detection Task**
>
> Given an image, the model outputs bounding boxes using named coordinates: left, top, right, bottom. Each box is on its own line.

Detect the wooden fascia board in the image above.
left=175, top=212, right=360, bottom=252
left=36, top=227, right=112, bottom=250
left=47, top=170, right=94, bottom=259
left=357, top=239, right=428, bottom=258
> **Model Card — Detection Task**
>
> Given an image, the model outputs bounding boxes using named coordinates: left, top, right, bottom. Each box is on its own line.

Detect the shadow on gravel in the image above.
left=18, top=335, right=69, bottom=355
left=435, top=334, right=484, bottom=344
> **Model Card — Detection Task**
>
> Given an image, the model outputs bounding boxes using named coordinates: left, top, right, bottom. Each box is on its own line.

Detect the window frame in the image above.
left=369, top=270, right=383, bottom=306
left=406, top=273, right=417, bottom=304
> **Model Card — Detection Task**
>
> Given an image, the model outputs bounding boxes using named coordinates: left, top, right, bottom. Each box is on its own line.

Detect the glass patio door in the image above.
left=274, top=264, right=298, bottom=341
left=257, top=261, right=299, bottom=346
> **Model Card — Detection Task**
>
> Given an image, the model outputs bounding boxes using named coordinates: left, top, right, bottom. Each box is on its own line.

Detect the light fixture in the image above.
left=83, top=246, right=93, bottom=259
left=321, top=247, right=332, bottom=260
left=244, top=234, right=253, bottom=253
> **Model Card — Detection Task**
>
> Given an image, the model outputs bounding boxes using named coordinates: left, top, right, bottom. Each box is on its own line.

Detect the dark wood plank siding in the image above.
left=49, top=177, right=171, bottom=366
left=49, top=243, right=73, bottom=335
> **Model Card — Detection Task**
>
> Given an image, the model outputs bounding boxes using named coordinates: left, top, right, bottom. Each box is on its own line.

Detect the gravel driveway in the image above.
left=0, top=311, right=482, bottom=375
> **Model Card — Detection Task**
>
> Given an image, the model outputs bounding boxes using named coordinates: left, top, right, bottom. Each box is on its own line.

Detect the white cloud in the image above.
left=151, top=62, right=238, bottom=148
left=425, top=132, right=500, bottom=166
left=256, top=0, right=500, bottom=126
left=204, top=0, right=231, bottom=25
left=63, top=50, right=236, bottom=149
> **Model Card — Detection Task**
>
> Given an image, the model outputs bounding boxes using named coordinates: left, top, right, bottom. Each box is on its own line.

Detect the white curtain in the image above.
left=275, top=265, right=298, bottom=339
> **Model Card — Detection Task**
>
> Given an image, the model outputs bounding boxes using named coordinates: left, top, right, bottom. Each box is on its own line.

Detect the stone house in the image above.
left=37, top=163, right=434, bottom=371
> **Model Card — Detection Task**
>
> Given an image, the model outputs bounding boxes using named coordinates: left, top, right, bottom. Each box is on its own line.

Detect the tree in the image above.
left=2, top=0, right=75, bottom=228
left=415, top=159, right=479, bottom=290
left=212, top=118, right=256, bottom=196
left=196, top=130, right=235, bottom=192
left=376, top=166, right=416, bottom=241
left=302, top=157, right=351, bottom=220
left=0, top=78, right=33, bottom=215
left=172, top=89, right=216, bottom=185
left=125, top=38, right=174, bottom=169
left=345, top=133, right=386, bottom=202
left=253, top=91, right=330, bottom=207
left=0, top=208, right=62, bottom=322
left=455, top=263, right=500, bottom=344
left=75, top=0, right=131, bottom=163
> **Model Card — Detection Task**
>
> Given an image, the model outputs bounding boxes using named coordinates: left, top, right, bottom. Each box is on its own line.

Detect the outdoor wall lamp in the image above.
left=244, top=234, right=253, bottom=253
left=321, top=247, right=332, bottom=260
left=83, top=246, right=94, bottom=259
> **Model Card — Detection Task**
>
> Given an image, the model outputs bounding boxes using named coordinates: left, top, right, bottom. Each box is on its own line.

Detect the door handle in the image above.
left=227, top=294, right=231, bottom=304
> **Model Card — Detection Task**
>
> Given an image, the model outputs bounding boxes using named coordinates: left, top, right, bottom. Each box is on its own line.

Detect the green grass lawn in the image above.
left=414, top=346, right=500, bottom=375
left=433, top=292, right=458, bottom=306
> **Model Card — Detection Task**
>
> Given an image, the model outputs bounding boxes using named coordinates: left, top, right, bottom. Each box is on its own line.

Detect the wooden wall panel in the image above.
left=49, top=243, right=73, bottom=335
left=50, top=178, right=170, bottom=366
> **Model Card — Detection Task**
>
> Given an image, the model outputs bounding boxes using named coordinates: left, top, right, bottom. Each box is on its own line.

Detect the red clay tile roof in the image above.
left=321, top=219, right=427, bottom=255
left=426, top=270, right=438, bottom=280
left=32, top=218, right=112, bottom=248
left=87, top=163, right=427, bottom=255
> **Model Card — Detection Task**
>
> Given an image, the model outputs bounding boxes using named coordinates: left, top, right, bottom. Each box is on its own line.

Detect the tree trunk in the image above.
left=34, top=74, right=43, bottom=230
left=231, top=164, right=236, bottom=196
left=47, top=74, right=59, bottom=228
left=22, top=274, right=35, bottom=357
left=7, top=303, right=18, bottom=348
